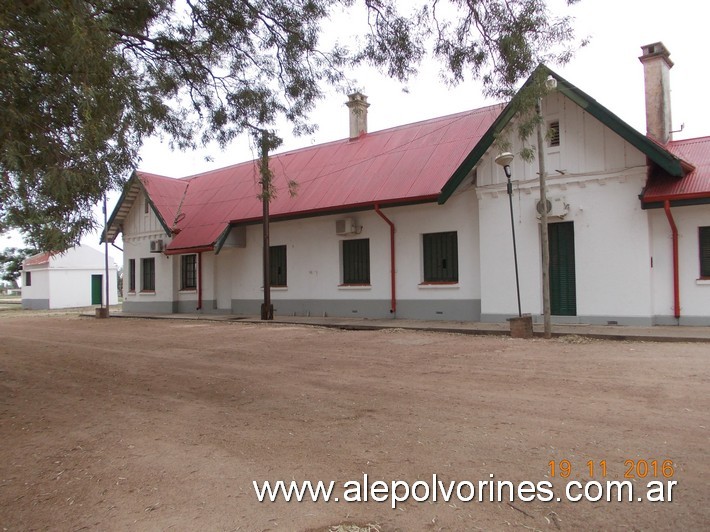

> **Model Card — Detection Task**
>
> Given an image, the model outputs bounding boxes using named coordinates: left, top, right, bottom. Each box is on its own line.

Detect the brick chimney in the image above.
left=346, top=92, right=369, bottom=139
left=639, top=42, right=674, bottom=144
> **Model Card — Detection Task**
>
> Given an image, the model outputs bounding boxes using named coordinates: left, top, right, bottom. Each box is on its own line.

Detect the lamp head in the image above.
left=494, top=152, right=514, bottom=178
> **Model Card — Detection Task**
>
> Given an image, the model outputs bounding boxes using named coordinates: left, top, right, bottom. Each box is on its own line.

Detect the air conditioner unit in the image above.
left=536, top=196, right=569, bottom=219
left=149, top=239, right=164, bottom=253
left=335, top=218, right=357, bottom=235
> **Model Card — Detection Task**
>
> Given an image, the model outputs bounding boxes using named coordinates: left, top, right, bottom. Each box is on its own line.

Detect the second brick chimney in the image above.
left=346, top=92, right=369, bottom=140
left=639, top=42, right=674, bottom=144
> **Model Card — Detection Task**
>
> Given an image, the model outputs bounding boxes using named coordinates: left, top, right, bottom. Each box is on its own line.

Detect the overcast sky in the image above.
left=138, top=0, right=708, bottom=177
left=2, top=0, right=707, bottom=257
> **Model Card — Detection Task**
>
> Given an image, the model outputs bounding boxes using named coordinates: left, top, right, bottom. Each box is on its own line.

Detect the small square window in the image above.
left=342, top=239, right=370, bottom=285
left=548, top=120, right=560, bottom=147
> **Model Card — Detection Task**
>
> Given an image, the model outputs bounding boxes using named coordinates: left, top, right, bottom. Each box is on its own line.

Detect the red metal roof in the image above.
left=642, top=136, right=710, bottom=203
left=139, top=171, right=190, bottom=230
left=139, top=105, right=504, bottom=253
left=23, top=252, right=53, bottom=267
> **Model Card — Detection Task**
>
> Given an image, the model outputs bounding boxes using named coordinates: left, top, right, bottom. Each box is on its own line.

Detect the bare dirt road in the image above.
left=0, top=315, right=708, bottom=531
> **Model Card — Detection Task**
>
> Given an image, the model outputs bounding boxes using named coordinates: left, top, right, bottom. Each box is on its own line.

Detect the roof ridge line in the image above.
left=160, top=103, right=506, bottom=181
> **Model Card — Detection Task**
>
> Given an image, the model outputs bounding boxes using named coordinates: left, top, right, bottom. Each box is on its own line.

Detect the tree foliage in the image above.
left=1, top=0, right=581, bottom=250
left=0, top=247, right=37, bottom=287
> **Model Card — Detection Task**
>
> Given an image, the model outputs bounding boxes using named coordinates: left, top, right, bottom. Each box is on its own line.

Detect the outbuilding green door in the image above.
left=549, top=222, right=576, bottom=316
left=91, top=274, right=103, bottom=305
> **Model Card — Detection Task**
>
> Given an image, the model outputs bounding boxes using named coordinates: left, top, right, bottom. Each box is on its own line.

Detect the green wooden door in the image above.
left=549, top=222, right=576, bottom=316
left=91, top=274, right=103, bottom=305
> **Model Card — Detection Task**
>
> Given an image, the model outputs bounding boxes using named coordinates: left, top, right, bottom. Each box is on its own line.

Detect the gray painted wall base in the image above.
left=122, top=300, right=709, bottom=327
left=122, top=300, right=178, bottom=313
left=22, top=298, right=49, bottom=310
left=396, top=299, right=481, bottom=321
left=482, top=313, right=655, bottom=327
left=653, top=315, right=710, bottom=327
left=232, top=298, right=482, bottom=321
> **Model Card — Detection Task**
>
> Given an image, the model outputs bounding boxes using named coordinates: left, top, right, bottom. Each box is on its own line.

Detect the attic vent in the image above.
left=548, top=120, right=560, bottom=147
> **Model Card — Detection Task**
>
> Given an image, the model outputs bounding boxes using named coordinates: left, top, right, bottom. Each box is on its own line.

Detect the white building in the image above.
left=21, top=245, right=119, bottom=310
left=105, top=43, right=709, bottom=326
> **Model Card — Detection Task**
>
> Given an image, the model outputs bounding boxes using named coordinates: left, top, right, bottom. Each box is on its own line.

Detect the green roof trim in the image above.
left=438, top=65, right=685, bottom=204
left=101, top=172, right=138, bottom=243
left=213, top=225, right=233, bottom=255
left=101, top=171, right=172, bottom=243
left=438, top=94, right=524, bottom=204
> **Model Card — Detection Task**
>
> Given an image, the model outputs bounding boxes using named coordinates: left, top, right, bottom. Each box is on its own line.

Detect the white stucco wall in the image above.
left=477, top=91, right=655, bottom=324
left=47, top=268, right=118, bottom=308
left=649, top=204, right=710, bottom=324
left=20, top=268, right=50, bottom=308
left=21, top=246, right=118, bottom=309
left=203, top=187, right=481, bottom=319
left=121, top=190, right=175, bottom=312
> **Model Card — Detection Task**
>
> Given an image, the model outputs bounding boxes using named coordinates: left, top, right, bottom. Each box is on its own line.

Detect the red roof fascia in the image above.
left=163, top=245, right=215, bottom=256
left=231, top=194, right=440, bottom=225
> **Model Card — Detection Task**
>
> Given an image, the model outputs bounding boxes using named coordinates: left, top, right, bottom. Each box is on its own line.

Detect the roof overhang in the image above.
left=102, top=171, right=173, bottom=243
left=163, top=245, right=215, bottom=256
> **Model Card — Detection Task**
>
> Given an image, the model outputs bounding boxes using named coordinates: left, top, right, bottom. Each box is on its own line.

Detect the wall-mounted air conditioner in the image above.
left=149, top=239, right=164, bottom=253
left=536, top=196, right=570, bottom=219
left=335, top=218, right=358, bottom=235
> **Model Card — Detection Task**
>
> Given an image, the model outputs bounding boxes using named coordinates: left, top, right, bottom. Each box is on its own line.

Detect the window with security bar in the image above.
left=423, top=231, right=458, bottom=283
left=700, top=227, right=710, bottom=278
left=270, top=245, right=287, bottom=287
left=181, top=254, right=197, bottom=290
left=141, top=257, right=155, bottom=291
left=128, top=259, right=136, bottom=292
left=342, top=239, right=370, bottom=285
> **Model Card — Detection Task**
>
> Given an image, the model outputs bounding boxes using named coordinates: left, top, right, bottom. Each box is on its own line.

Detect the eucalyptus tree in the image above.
left=1, top=0, right=581, bottom=251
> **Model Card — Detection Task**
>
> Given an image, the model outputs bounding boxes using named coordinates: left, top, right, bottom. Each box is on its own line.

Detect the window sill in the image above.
left=418, top=282, right=460, bottom=289
left=338, top=284, right=371, bottom=290
left=179, top=289, right=197, bottom=293
left=139, top=290, right=156, bottom=295
left=696, top=278, right=710, bottom=285
left=271, top=286, right=288, bottom=291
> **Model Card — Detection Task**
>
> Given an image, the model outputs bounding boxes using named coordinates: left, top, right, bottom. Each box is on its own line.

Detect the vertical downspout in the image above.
left=374, top=204, right=396, bottom=314
left=663, top=200, right=680, bottom=319
left=197, top=252, right=203, bottom=311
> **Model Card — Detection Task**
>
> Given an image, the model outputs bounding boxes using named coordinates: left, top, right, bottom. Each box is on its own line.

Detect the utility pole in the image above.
left=104, top=194, right=111, bottom=318
left=536, top=98, right=552, bottom=338
left=260, top=129, right=273, bottom=320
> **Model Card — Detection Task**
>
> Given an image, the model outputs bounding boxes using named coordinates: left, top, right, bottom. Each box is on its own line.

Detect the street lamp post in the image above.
left=495, top=152, right=522, bottom=318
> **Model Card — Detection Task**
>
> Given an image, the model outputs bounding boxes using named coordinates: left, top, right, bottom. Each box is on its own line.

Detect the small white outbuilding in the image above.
left=21, top=245, right=119, bottom=310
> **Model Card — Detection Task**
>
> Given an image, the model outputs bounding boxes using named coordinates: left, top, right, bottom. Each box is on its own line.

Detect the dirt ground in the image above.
left=0, top=314, right=708, bottom=531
